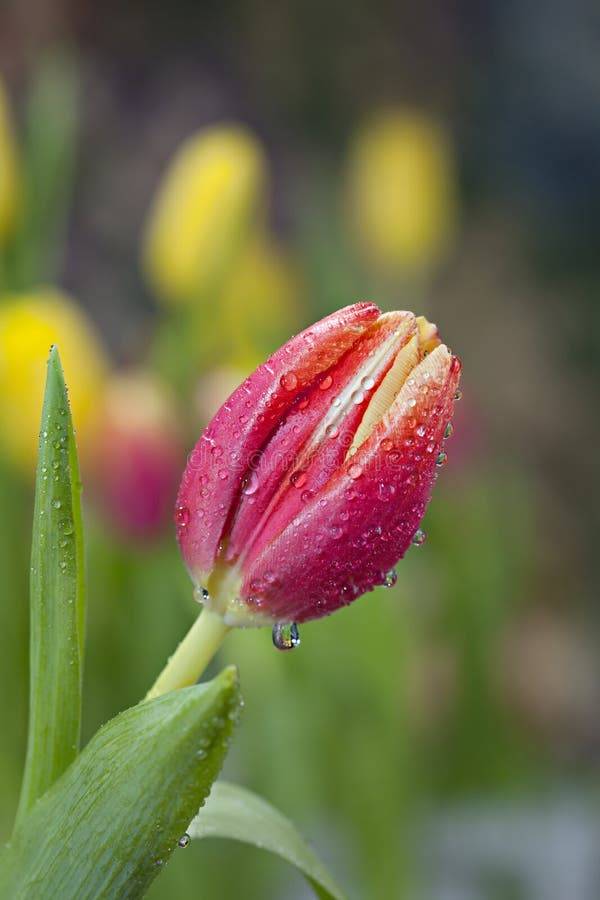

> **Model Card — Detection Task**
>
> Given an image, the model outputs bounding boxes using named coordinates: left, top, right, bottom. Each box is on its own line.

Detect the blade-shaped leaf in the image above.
left=189, top=782, right=349, bottom=900
left=14, top=345, right=85, bottom=828
left=1, top=667, right=242, bottom=899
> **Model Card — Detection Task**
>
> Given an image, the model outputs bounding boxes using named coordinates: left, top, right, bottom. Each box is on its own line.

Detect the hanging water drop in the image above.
left=272, top=622, right=300, bottom=651
left=412, top=528, right=427, bottom=546
left=444, top=422, right=453, bottom=439
left=193, top=586, right=210, bottom=605
left=454, top=389, right=462, bottom=401
left=383, top=569, right=397, bottom=588
left=177, top=834, right=191, bottom=849
left=436, top=451, right=448, bottom=467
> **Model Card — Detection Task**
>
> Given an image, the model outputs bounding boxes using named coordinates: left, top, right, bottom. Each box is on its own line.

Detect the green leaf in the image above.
left=1, top=667, right=242, bottom=899
left=189, top=782, right=348, bottom=900
left=14, top=346, right=85, bottom=828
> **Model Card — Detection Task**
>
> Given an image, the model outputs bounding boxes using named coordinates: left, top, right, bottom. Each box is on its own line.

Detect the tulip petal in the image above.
left=225, top=311, right=416, bottom=565
left=242, top=345, right=461, bottom=622
left=176, top=302, right=380, bottom=581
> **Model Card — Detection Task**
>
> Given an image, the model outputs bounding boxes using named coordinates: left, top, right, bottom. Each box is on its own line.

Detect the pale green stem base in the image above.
left=145, top=608, right=231, bottom=701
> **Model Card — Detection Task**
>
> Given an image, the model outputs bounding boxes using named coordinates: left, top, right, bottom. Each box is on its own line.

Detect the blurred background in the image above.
left=0, top=1, right=599, bottom=898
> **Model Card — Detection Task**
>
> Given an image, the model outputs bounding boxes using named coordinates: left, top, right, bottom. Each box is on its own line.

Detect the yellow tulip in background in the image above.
left=345, top=108, right=457, bottom=274
left=218, top=232, right=301, bottom=368
left=143, top=124, right=267, bottom=304
left=0, top=289, right=108, bottom=472
left=0, top=78, right=19, bottom=248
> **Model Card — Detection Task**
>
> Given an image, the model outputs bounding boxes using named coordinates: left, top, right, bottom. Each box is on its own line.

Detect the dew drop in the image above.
left=436, top=451, right=448, bottom=468
left=242, top=472, right=259, bottom=495
left=319, top=374, right=333, bottom=391
left=193, top=586, right=210, bottom=604
left=280, top=372, right=298, bottom=391
left=351, top=389, right=365, bottom=405
left=381, top=437, right=393, bottom=451
left=348, top=463, right=363, bottom=480
left=408, top=397, right=417, bottom=408
left=361, top=375, right=375, bottom=390
left=178, top=834, right=190, bottom=849
left=454, top=389, right=462, bottom=401
left=444, top=422, right=453, bottom=439
left=290, top=471, right=307, bottom=489
left=330, top=523, right=343, bottom=538
left=325, top=424, right=339, bottom=439
left=383, top=569, right=397, bottom=588
left=175, top=505, right=190, bottom=527
left=272, top=622, right=300, bottom=651
left=218, top=469, right=228, bottom=480
left=378, top=481, right=395, bottom=502
left=52, top=499, right=62, bottom=510
left=412, top=528, right=427, bottom=546
left=416, top=424, right=426, bottom=437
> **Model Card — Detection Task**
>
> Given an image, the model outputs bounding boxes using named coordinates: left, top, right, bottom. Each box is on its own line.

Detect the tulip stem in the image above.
left=145, top=608, right=231, bottom=701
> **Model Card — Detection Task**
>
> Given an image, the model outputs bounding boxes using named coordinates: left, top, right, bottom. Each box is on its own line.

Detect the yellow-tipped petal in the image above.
left=0, top=289, right=108, bottom=473
left=0, top=78, right=19, bottom=246
left=143, top=124, right=267, bottom=304
left=348, top=333, right=420, bottom=455
left=345, top=108, right=457, bottom=273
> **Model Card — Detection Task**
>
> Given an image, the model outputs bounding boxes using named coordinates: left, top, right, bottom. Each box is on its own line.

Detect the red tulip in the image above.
left=176, top=302, right=461, bottom=627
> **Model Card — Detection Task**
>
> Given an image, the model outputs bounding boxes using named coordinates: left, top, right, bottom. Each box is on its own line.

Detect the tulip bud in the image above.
left=345, top=108, right=457, bottom=273
left=0, top=289, right=108, bottom=473
left=143, top=124, right=267, bottom=304
left=176, top=302, right=461, bottom=627
left=89, top=371, right=185, bottom=541
left=0, top=77, right=19, bottom=246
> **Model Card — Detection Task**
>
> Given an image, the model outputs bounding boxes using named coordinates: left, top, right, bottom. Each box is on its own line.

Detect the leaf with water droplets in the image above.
left=15, top=346, right=85, bottom=829
left=188, top=781, right=348, bottom=900
left=1, top=668, right=242, bottom=899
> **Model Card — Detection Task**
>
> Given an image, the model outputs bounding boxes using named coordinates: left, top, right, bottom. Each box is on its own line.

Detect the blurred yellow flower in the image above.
left=345, top=108, right=457, bottom=273
left=0, top=78, right=19, bottom=247
left=218, top=233, right=301, bottom=368
left=0, top=289, right=108, bottom=473
left=143, top=124, right=267, bottom=304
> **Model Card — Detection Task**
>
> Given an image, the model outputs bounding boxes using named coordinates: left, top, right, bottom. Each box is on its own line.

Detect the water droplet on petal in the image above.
left=361, top=375, right=375, bottom=390
left=280, top=372, right=298, bottom=391
left=444, top=423, right=453, bottom=439
left=319, top=374, right=333, bottom=391
left=381, top=438, right=393, bottom=451
left=383, top=569, right=397, bottom=588
left=412, top=528, right=427, bottom=546
left=242, top=472, right=259, bottom=495
left=177, top=834, right=190, bottom=848
left=454, top=389, right=462, bottom=401
left=175, top=505, right=190, bottom=526
left=348, top=463, right=363, bottom=480
left=272, top=622, right=300, bottom=651
left=416, top=424, right=426, bottom=437
left=290, top=470, right=307, bottom=489
left=325, top=424, right=339, bottom=439
left=436, top=451, right=448, bottom=467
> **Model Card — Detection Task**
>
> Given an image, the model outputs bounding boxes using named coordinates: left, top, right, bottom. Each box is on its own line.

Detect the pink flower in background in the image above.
left=91, top=371, right=185, bottom=541
left=176, top=303, right=461, bottom=628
